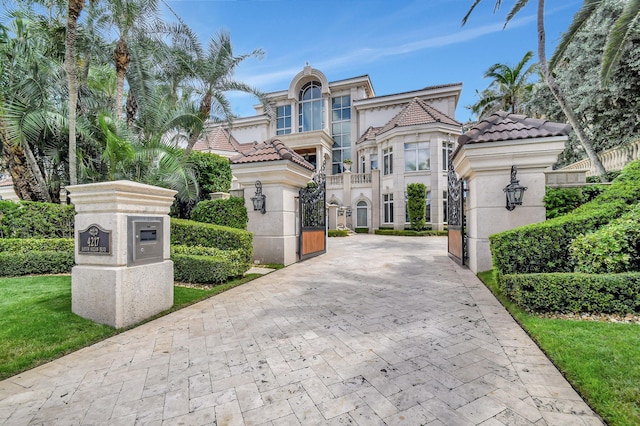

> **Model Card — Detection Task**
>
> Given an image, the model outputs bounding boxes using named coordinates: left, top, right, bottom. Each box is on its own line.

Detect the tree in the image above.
left=65, top=0, right=85, bottom=186
left=551, top=0, right=640, bottom=85
left=407, top=183, right=427, bottom=231
left=525, top=0, right=640, bottom=166
left=463, top=0, right=608, bottom=179
left=468, top=51, right=537, bottom=119
left=183, top=31, right=265, bottom=156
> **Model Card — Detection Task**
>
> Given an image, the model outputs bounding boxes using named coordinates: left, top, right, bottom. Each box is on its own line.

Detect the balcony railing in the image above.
left=562, top=139, right=640, bottom=176
left=351, top=173, right=372, bottom=185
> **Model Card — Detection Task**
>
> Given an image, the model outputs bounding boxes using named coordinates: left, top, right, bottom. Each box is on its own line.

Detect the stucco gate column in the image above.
left=451, top=112, right=570, bottom=274
left=66, top=180, right=176, bottom=329
left=231, top=139, right=316, bottom=266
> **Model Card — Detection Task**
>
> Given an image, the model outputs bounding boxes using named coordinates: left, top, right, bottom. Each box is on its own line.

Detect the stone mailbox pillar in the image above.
left=67, top=180, right=176, bottom=328
left=452, top=112, right=570, bottom=274
left=231, top=140, right=315, bottom=266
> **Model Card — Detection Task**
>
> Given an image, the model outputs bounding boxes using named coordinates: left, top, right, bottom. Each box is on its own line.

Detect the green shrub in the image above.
left=0, top=251, right=74, bottom=276
left=354, top=228, right=369, bottom=233
left=544, top=185, right=606, bottom=219
left=407, top=183, right=427, bottom=230
left=375, top=229, right=447, bottom=236
left=328, top=230, right=348, bottom=237
left=0, top=238, right=74, bottom=276
left=570, top=207, right=640, bottom=274
left=191, top=197, right=248, bottom=229
left=0, top=201, right=75, bottom=238
left=171, top=245, right=248, bottom=278
left=0, top=238, right=74, bottom=253
left=170, top=218, right=253, bottom=265
left=172, top=254, right=237, bottom=284
left=501, top=272, right=640, bottom=314
left=188, top=151, right=232, bottom=194
left=491, top=160, right=640, bottom=275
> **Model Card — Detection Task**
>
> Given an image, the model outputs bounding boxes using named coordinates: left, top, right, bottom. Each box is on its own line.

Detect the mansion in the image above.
left=198, top=65, right=463, bottom=231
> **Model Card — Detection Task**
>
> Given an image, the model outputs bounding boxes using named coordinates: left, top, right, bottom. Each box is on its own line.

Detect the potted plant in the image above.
left=342, top=158, right=352, bottom=171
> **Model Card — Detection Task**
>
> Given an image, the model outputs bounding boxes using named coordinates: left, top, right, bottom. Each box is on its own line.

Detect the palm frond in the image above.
left=601, top=0, right=640, bottom=84
left=550, top=0, right=603, bottom=71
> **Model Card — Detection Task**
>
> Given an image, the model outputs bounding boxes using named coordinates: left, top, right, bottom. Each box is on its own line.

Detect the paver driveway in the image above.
left=0, top=235, right=603, bottom=425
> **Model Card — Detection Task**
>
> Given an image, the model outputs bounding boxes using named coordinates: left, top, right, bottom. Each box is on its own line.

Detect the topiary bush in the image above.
left=191, top=197, right=248, bottom=229
left=501, top=272, right=640, bottom=314
left=407, top=183, right=427, bottom=230
left=570, top=206, right=640, bottom=274
left=0, top=238, right=74, bottom=276
left=0, top=200, right=75, bottom=238
left=491, top=160, right=640, bottom=275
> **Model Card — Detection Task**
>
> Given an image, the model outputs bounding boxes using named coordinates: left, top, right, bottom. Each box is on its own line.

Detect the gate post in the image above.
left=451, top=112, right=569, bottom=274
left=231, top=140, right=315, bottom=266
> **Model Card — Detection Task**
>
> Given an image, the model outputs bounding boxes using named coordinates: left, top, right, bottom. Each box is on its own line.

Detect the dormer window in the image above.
left=299, top=81, right=324, bottom=132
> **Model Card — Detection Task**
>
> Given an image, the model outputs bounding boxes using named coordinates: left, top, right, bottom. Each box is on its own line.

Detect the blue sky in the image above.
left=163, top=0, right=582, bottom=124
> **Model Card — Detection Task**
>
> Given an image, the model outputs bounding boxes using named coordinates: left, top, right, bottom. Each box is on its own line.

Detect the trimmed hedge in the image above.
left=190, top=197, right=248, bottom=229
left=375, top=229, right=447, bottom=237
left=0, top=238, right=75, bottom=276
left=354, top=228, right=369, bottom=234
left=328, top=230, right=348, bottom=237
left=0, top=200, right=75, bottom=238
left=171, top=245, right=248, bottom=278
left=491, top=160, right=640, bottom=275
left=501, top=272, right=640, bottom=314
left=170, top=218, right=253, bottom=265
left=172, top=254, right=239, bottom=284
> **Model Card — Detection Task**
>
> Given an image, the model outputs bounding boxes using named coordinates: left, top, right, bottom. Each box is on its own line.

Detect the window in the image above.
left=276, top=105, right=291, bottom=135
left=383, top=194, right=394, bottom=223
left=360, top=155, right=366, bottom=173
left=404, top=142, right=430, bottom=171
left=299, top=81, right=323, bottom=132
left=426, top=191, right=431, bottom=222
left=331, top=95, right=351, bottom=174
left=383, top=148, right=393, bottom=175
left=370, top=154, right=378, bottom=170
left=442, top=141, right=454, bottom=171
left=443, top=191, right=448, bottom=223
left=356, top=201, right=368, bottom=227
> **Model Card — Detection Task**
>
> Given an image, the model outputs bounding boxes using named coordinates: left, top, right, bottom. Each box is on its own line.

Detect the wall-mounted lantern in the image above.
left=503, top=165, right=527, bottom=211
left=251, top=180, right=266, bottom=214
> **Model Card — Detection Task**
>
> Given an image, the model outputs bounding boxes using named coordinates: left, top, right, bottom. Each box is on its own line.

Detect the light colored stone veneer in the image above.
left=67, top=180, right=176, bottom=329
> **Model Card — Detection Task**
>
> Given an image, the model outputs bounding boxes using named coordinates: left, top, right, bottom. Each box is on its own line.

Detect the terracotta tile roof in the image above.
left=356, top=126, right=383, bottom=145
left=192, top=126, right=256, bottom=154
left=458, top=111, right=571, bottom=146
left=230, top=139, right=315, bottom=171
left=378, top=98, right=461, bottom=136
left=0, top=174, right=12, bottom=187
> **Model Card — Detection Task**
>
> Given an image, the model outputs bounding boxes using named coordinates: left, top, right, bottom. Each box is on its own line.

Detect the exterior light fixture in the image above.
left=503, top=165, right=527, bottom=211
left=251, top=180, right=266, bottom=214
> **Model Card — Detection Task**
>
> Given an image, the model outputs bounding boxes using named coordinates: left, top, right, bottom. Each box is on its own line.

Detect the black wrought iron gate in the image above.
left=298, top=166, right=326, bottom=260
left=447, top=165, right=466, bottom=265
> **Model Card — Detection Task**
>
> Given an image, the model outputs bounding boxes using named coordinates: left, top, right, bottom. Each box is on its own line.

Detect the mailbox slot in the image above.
left=127, top=216, right=164, bottom=266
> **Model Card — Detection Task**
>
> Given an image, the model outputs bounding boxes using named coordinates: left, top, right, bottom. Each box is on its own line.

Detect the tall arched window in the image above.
left=299, top=81, right=323, bottom=132
left=356, top=201, right=368, bottom=228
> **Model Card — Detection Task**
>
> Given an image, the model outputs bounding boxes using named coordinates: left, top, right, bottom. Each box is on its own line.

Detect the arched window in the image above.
left=356, top=201, right=368, bottom=228
left=299, top=81, right=323, bottom=132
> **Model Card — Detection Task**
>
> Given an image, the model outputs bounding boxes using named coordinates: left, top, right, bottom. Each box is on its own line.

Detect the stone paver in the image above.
left=0, top=235, right=604, bottom=425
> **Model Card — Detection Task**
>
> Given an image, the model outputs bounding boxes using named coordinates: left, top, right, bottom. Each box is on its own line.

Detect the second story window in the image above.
left=276, top=105, right=291, bottom=135
left=405, top=142, right=430, bottom=171
left=442, top=141, right=454, bottom=171
left=331, top=95, right=351, bottom=174
left=383, top=148, right=393, bottom=175
left=299, top=81, right=323, bottom=132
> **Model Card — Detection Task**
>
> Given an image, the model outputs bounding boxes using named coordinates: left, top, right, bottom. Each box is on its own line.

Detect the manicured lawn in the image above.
left=0, top=273, right=264, bottom=381
left=478, top=271, right=640, bottom=426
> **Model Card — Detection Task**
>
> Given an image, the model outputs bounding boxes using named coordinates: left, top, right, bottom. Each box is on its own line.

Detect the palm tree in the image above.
left=183, top=31, right=265, bottom=156
left=65, top=0, right=85, bottom=186
left=468, top=51, right=537, bottom=119
left=550, top=0, right=640, bottom=85
left=463, top=0, right=608, bottom=179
